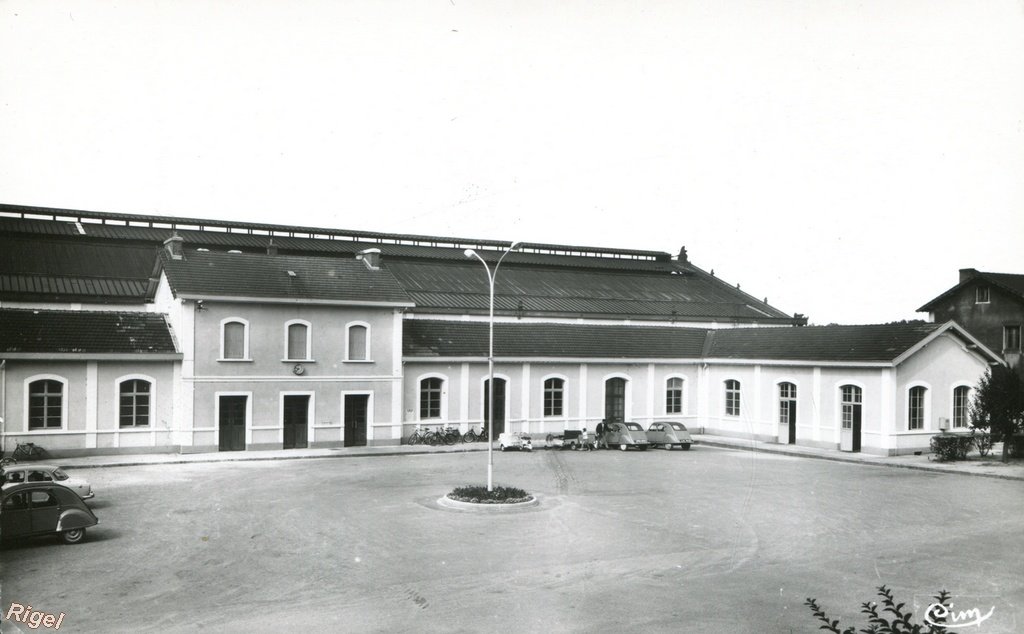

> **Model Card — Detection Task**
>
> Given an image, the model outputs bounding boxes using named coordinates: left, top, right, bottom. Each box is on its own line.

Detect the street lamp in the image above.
left=464, top=241, right=522, bottom=492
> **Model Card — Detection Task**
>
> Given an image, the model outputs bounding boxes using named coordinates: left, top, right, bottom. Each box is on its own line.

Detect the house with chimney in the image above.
left=0, top=203, right=1004, bottom=457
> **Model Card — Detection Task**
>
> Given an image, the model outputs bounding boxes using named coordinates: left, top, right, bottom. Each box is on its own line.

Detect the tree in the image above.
left=970, top=364, right=1024, bottom=463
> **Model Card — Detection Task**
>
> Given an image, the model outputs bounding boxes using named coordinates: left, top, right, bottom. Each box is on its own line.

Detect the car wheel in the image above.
left=681, top=444, right=692, bottom=451
left=664, top=443, right=672, bottom=451
left=61, top=528, right=86, bottom=544
left=570, top=441, right=578, bottom=450
left=620, top=443, right=627, bottom=451
left=638, top=445, right=648, bottom=451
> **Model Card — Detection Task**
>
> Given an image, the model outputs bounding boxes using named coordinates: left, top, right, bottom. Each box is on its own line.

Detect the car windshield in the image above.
left=51, top=468, right=70, bottom=481
left=670, top=423, right=687, bottom=431
left=625, top=423, right=643, bottom=431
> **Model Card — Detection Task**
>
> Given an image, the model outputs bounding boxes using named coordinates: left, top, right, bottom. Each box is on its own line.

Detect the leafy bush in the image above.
left=929, top=434, right=974, bottom=462
left=806, top=585, right=956, bottom=634
left=1008, top=434, right=1024, bottom=458
left=448, top=485, right=532, bottom=504
left=972, top=431, right=993, bottom=457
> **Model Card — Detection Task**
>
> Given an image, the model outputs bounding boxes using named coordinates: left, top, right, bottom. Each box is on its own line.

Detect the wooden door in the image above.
left=219, top=395, right=247, bottom=452
left=344, top=395, right=369, bottom=447
left=283, top=395, right=309, bottom=449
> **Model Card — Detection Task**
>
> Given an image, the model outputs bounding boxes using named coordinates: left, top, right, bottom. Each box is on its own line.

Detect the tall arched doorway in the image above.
left=484, top=378, right=507, bottom=436
left=605, top=377, right=626, bottom=423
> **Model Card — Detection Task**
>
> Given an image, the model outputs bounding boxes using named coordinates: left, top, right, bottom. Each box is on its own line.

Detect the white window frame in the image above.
left=115, top=374, right=156, bottom=428
left=24, top=375, right=69, bottom=431
left=416, top=373, right=448, bottom=421
left=837, top=382, right=864, bottom=431
left=724, top=379, right=741, bottom=417
left=541, top=374, right=568, bottom=419
left=345, top=321, right=372, bottom=362
left=283, top=319, right=313, bottom=362
left=777, top=380, right=798, bottom=425
left=951, top=383, right=972, bottom=429
left=906, top=382, right=931, bottom=431
left=219, top=317, right=251, bottom=361
left=664, top=374, right=688, bottom=416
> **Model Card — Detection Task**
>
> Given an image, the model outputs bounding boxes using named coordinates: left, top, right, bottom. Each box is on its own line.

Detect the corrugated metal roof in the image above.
left=0, top=309, right=177, bottom=354
left=161, top=250, right=413, bottom=304
left=404, top=320, right=709, bottom=358
left=0, top=274, right=151, bottom=299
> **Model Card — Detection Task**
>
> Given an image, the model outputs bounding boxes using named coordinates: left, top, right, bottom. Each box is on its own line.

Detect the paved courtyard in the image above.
left=3, top=446, right=1022, bottom=633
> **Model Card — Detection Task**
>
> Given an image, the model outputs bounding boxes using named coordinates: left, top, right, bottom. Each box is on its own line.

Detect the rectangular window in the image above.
left=725, top=380, right=741, bottom=416
left=287, top=323, right=309, bottom=360
left=952, top=386, right=970, bottom=428
left=1005, top=325, right=1021, bottom=351
left=666, top=378, right=683, bottom=414
left=908, top=386, right=926, bottom=430
left=28, top=380, right=63, bottom=429
left=119, top=380, right=151, bottom=427
left=223, top=321, right=246, bottom=359
left=420, top=378, right=442, bottom=419
left=976, top=286, right=990, bottom=303
left=544, top=379, right=564, bottom=417
left=348, top=325, right=368, bottom=361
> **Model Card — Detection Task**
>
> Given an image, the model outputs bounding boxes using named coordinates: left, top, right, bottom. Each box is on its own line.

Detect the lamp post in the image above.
left=464, top=241, right=521, bottom=492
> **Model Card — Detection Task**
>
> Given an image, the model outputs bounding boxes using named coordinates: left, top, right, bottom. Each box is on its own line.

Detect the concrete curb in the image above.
left=696, top=439, right=1024, bottom=481
left=436, top=494, right=540, bottom=511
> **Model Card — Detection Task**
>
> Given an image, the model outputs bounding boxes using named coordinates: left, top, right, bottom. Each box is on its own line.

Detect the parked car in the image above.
left=1, top=482, right=99, bottom=544
left=544, top=430, right=587, bottom=450
left=1, top=464, right=94, bottom=499
left=498, top=432, right=532, bottom=452
left=646, top=421, right=693, bottom=450
left=602, top=422, right=650, bottom=451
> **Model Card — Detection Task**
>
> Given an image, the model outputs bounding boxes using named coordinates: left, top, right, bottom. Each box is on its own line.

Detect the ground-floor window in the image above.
left=543, top=378, right=564, bottom=417
left=952, top=385, right=970, bottom=428
left=666, top=377, right=683, bottom=414
left=119, top=379, right=151, bottom=427
left=28, top=379, right=64, bottom=429
left=908, top=386, right=926, bottom=430
left=724, top=379, right=741, bottom=416
left=840, top=385, right=861, bottom=430
left=420, top=377, right=443, bottom=419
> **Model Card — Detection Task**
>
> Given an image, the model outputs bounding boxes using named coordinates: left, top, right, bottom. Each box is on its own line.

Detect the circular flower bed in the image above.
left=447, top=485, right=533, bottom=505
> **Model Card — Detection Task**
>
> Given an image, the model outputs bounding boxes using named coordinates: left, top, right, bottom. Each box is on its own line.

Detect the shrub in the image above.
left=448, top=485, right=532, bottom=504
left=972, top=431, right=993, bottom=457
left=929, top=434, right=974, bottom=462
left=806, top=585, right=957, bottom=634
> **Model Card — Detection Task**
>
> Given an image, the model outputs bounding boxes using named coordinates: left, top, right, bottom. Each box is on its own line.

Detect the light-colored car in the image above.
left=498, top=432, right=533, bottom=452
left=602, top=422, right=650, bottom=451
left=1, top=482, right=99, bottom=544
left=646, top=421, right=693, bottom=450
left=1, top=464, right=94, bottom=499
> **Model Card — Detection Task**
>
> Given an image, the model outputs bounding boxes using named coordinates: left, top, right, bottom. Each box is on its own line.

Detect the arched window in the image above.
left=346, top=323, right=369, bottom=361
left=420, top=377, right=443, bottom=419
left=28, top=379, right=64, bottom=429
left=544, top=378, right=565, bottom=417
left=285, top=321, right=311, bottom=361
left=221, top=319, right=249, bottom=360
left=908, top=386, right=927, bottom=430
left=778, top=382, right=797, bottom=423
left=666, top=377, right=684, bottom=414
left=119, top=379, right=152, bottom=427
left=724, top=380, right=741, bottom=416
left=952, top=386, right=971, bottom=429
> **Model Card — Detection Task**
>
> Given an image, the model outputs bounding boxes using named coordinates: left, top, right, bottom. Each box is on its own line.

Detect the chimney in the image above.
left=959, top=268, right=978, bottom=284
left=357, top=248, right=381, bottom=270
left=267, top=239, right=278, bottom=256
left=163, top=233, right=184, bottom=260
left=677, top=246, right=688, bottom=263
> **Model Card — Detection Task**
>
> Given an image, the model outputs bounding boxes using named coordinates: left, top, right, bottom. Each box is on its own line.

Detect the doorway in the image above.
left=283, top=395, right=309, bottom=449
left=344, top=394, right=369, bottom=447
left=484, top=378, right=507, bottom=437
left=605, top=378, right=626, bottom=423
left=218, top=395, right=247, bottom=452
left=779, top=382, right=797, bottom=444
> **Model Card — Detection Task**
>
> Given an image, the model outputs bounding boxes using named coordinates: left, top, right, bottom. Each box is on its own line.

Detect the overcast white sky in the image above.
left=1, top=1, right=1022, bottom=325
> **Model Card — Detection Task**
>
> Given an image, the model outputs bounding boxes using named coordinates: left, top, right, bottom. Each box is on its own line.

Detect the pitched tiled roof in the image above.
left=404, top=320, right=709, bottom=358
left=160, top=250, right=413, bottom=305
left=918, top=270, right=1024, bottom=311
left=705, top=323, right=943, bottom=362
left=0, top=309, right=178, bottom=354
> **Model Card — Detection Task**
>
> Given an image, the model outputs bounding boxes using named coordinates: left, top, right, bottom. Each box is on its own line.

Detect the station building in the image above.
left=0, top=204, right=1004, bottom=457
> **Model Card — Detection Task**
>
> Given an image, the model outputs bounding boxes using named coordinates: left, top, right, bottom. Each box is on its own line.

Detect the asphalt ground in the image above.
left=2, top=444, right=1022, bottom=633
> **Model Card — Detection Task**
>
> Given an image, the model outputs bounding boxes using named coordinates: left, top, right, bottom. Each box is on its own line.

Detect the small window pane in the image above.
left=348, top=325, right=367, bottom=361
left=224, top=322, right=245, bottom=359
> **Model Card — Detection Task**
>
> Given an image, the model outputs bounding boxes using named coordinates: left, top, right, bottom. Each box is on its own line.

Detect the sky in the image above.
left=1, top=0, right=1022, bottom=325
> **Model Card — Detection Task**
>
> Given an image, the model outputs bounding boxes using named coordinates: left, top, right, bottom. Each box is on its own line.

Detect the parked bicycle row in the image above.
left=405, top=424, right=493, bottom=446
left=404, top=421, right=694, bottom=452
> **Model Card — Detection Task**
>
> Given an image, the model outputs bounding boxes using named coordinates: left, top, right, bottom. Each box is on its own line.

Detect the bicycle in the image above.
left=462, top=426, right=481, bottom=443
left=407, top=425, right=430, bottom=446
left=441, top=425, right=461, bottom=445
left=12, top=441, right=46, bottom=461
left=1, top=452, right=15, bottom=467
